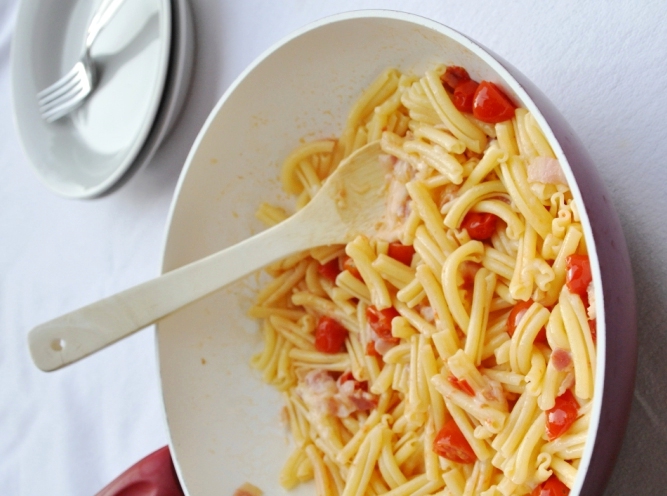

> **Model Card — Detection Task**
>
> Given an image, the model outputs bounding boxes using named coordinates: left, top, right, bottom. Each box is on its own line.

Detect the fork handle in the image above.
left=86, top=0, right=127, bottom=48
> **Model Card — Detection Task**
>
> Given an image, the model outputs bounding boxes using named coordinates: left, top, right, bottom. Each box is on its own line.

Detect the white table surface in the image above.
left=1, top=0, right=666, bottom=494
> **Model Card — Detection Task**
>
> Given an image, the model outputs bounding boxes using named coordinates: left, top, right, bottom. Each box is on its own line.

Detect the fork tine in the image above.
left=36, top=62, right=84, bottom=100
left=39, top=77, right=91, bottom=120
left=38, top=74, right=88, bottom=111
left=41, top=93, right=87, bottom=123
left=39, top=81, right=88, bottom=116
left=38, top=72, right=84, bottom=107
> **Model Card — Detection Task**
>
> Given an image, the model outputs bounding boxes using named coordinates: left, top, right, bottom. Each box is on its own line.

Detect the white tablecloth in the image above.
left=1, top=0, right=666, bottom=494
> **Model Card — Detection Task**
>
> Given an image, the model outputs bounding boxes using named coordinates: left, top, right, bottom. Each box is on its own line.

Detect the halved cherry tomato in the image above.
left=314, top=316, right=348, bottom=354
left=453, top=79, right=480, bottom=113
left=366, top=341, right=381, bottom=357
left=365, top=305, right=400, bottom=343
left=546, top=389, right=579, bottom=441
left=342, top=255, right=363, bottom=280
left=338, top=371, right=354, bottom=383
left=448, top=375, right=475, bottom=396
left=433, top=418, right=476, bottom=464
left=317, top=258, right=341, bottom=282
left=387, top=242, right=416, bottom=266
left=507, top=299, right=534, bottom=337
left=441, top=66, right=470, bottom=92
left=565, top=254, right=592, bottom=299
left=530, top=475, right=570, bottom=496
left=507, top=299, right=547, bottom=343
left=472, top=81, right=516, bottom=123
left=461, top=212, right=498, bottom=240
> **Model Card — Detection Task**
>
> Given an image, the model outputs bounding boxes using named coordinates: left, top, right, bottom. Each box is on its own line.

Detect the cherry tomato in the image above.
left=441, top=66, right=471, bottom=92
left=472, top=81, right=516, bottom=123
left=314, top=316, right=348, bottom=353
left=433, top=418, right=476, bottom=464
left=530, top=475, right=570, bottom=496
left=534, top=327, right=548, bottom=344
left=447, top=375, right=475, bottom=396
left=565, top=254, right=592, bottom=299
left=453, top=79, right=479, bottom=113
left=342, top=255, right=363, bottom=280
left=366, top=341, right=381, bottom=357
left=461, top=212, right=498, bottom=240
left=507, top=299, right=548, bottom=343
left=387, top=242, right=416, bottom=266
left=338, top=371, right=354, bottom=383
left=508, top=299, right=534, bottom=337
left=365, top=305, right=400, bottom=343
left=546, top=389, right=579, bottom=441
left=317, top=258, right=341, bottom=282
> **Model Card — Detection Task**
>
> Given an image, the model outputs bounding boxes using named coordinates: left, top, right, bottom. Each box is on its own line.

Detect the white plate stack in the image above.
left=11, top=0, right=195, bottom=199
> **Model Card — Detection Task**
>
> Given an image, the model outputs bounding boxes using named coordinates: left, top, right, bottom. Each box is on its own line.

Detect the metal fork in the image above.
left=37, top=0, right=127, bottom=123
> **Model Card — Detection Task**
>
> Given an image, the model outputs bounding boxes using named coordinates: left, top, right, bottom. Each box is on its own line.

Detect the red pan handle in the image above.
left=95, top=445, right=184, bottom=496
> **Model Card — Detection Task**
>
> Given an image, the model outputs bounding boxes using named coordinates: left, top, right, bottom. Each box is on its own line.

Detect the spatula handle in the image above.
left=28, top=214, right=317, bottom=372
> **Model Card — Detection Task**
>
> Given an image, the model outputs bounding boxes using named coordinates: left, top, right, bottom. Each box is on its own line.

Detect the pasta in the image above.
left=248, top=64, right=596, bottom=495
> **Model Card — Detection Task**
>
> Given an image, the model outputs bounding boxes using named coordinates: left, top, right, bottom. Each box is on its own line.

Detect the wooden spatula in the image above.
left=29, top=141, right=387, bottom=371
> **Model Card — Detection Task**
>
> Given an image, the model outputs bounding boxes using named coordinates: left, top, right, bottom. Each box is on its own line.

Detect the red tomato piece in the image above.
left=453, top=79, right=479, bottom=113
left=461, top=212, right=498, bottom=240
left=365, top=305, right=400, bottom=343
left=433, top=418, right=476, bottom=464
left=534, top=327, right=548, bottom=344
left=342, top=255, right=363, bottom=280
left=447, top=375, right=475, bottom=396
left=507, top=299, right=532, bottom=337
left=546, top=389, right=580, bottom=441
left=338, top=371, right=354, bottom=383
left=441, top=66, right=471, bottom=92
left=472, top=81, right=516, bottom=123
left=589, top=319, right=597, bottom=344
left=366, top=341, right=381, bottom=357
left=530, top=475, right=570, bottom=496
left=508, top=299, right=548, bottom=343
left=387, top=242, right=416, bottom=266
left=314, top=316, right=348, bottom=354
left=565, top=254, right=592, bottom=298
left=317, top=258, right=341, bottom=282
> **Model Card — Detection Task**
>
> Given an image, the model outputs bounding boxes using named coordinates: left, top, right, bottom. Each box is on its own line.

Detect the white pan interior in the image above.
left=158, top=11, right=601, bottom=495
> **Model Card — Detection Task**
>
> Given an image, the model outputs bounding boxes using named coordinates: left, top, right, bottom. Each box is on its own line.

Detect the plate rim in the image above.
left=10, top=0, right=173, bottom=199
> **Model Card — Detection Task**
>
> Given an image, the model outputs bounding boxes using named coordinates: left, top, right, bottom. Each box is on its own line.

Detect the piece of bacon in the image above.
left=459, top=261, right=481, bottom=289
left=551, top=348, right=573, bottom=372
left=378, top=153, right=398, bottom=169
left=527, top=157, right=568, bottom=185
left=233, top=483, right=263, bottom=496
left=558, top=372, right=576, bottom=397
left=372, top=336, right=397, bottom=356
left=419, top=305, right=435, bottom=323
left=297, top=369, right=377, bottom=418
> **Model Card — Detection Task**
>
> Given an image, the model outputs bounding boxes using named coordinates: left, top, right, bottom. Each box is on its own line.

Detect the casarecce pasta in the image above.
left=249, top=64, right=596, bottom=496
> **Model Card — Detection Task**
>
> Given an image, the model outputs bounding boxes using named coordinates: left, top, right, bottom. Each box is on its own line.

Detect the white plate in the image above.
left=104, top=0, right=194, bottom=194
left=11, top=0, right=172, bottom=199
